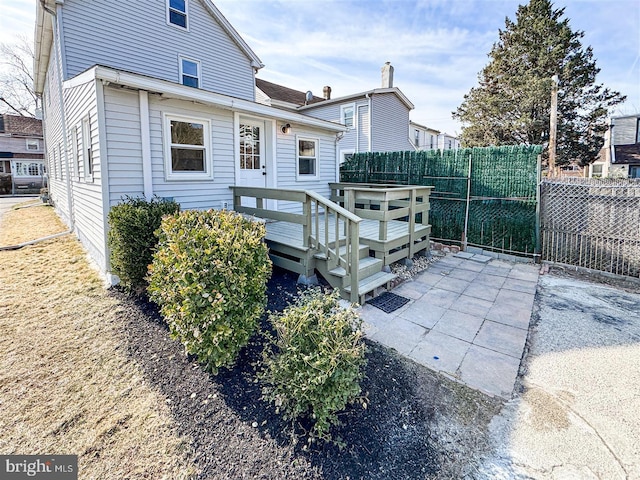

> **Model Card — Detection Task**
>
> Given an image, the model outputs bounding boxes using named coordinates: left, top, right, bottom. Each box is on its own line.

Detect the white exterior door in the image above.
left=238, top=120, right=266, bottom=188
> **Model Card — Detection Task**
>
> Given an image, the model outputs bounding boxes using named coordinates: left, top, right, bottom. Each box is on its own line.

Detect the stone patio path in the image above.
left=360, top=253, right=540, bottom=399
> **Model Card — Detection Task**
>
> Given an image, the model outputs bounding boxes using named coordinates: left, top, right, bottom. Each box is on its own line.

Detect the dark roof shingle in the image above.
left=256, top=78, right=324, bottom=106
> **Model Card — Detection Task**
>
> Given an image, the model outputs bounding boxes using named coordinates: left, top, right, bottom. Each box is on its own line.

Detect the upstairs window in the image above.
left=26, top=139, right=39, bottom=151
left=636, top=118, right=640, bottom=144
left=340, top=104, right=354, bottom=128
left=167, top=0, right=188, bottom=29
left=414, top=129, right=420, bottom=147
left=179, top=57, right=200, bottom=88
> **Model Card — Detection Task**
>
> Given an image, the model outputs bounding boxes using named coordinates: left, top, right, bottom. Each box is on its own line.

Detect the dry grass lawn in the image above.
left=0, top=204, right=196, bottom=478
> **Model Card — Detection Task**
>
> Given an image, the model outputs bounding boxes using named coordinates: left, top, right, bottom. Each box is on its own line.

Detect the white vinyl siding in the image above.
left=61, top=0, right=255, bottom=100
left=612, top=116, right=640, bottom=145
left=303, top=98, right=369, bottom=153
left=371, top=93, right=414, bottom=152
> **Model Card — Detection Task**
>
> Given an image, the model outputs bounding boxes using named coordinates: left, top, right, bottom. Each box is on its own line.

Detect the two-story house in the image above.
left=34, top=0, right=345, bottom=280
left=256, top=62, right=415, bottom=164
left=589, top=114, right=640, bottom=178
left=0, top=114, right=46, bottom=193
left=410, top=121, right=440, bottom=151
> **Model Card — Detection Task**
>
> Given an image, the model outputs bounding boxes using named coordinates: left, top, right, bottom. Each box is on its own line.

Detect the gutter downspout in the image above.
left=366, top=93, right=372, bottom=152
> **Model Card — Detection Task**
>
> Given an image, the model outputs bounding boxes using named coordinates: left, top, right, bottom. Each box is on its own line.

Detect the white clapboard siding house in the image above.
left=256, top=62, right=416, bottom=164
left=34, top=0, right=345, bottom=282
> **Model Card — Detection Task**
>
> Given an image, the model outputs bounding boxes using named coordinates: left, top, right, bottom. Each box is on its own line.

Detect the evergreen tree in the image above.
left=453, top=0, right=625, bottom=166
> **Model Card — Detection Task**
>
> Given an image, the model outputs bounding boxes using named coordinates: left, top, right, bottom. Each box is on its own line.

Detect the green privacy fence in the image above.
left=340, top=145, right=542, bottom=256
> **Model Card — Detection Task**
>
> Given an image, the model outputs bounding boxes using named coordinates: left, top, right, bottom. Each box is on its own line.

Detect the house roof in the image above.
left=67, top=65, right=346, bottom=133
left=613, top=144, right=640, bottom=164
left=0, top=114, right=43, bottom=136
left=34, top=0, right=264, bottom=95
left=256, top=78, right=324, bottom=107
left=298, top=87, right=415, bottom=111
left=409, top=120, right=440, bottom=134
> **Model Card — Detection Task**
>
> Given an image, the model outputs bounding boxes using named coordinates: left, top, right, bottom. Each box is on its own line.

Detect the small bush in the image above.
left=147, top=209, right=271, bottom=373
left=260, top=289, right=367, bottom=443
left=107, top=196, right=180, bottom=293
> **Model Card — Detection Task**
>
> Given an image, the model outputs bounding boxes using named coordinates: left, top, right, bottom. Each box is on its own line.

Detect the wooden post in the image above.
left=549, top=74, right=559, bottom=178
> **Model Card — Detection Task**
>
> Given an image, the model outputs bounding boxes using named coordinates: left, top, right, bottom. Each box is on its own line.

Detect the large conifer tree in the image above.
left=453, top=0, right=625, bottom=166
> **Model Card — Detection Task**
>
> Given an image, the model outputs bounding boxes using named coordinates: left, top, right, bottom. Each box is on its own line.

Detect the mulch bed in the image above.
left=111, top=267, right=501, bottom=479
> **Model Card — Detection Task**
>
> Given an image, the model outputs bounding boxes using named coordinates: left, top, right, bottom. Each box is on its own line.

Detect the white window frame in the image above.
left=166, top=0, right=189, bottom=30
left=71, top=126, right=80, bottom=180
left=340, top=104, right=355, bottom=129
left=296, top=135, right=319, bottom=181
left=179, top=56, right=201, bottom=88
left=81, top=116, right=93, bottom=181
left=26, top=139, right=39, bottom=151
left=163, top=113, right=213, bottom=181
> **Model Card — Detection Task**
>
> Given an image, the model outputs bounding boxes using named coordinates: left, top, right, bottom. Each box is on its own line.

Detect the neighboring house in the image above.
left=437, top=133, right=460, bottom=151
left=256, top=62, right=416, bottom=163
left=0, top=114, right=46, bottom=193
left=410, top=121, right=439, bottom=151
left=34, top=0, right=345, bottom=281
left=589, top=114, right=640, bottom=178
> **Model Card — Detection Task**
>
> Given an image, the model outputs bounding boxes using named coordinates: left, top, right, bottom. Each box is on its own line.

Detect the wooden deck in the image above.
left=264, top=216, right=431, bottom=265
left=230, top=184, right=432, bottom=302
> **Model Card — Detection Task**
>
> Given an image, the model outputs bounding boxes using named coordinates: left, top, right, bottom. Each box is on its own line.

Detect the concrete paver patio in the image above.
left=360, top=253, right=540, bottom=399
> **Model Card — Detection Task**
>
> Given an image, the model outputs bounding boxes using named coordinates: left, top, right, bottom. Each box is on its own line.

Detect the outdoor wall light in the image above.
left=281, top=123, right=291, bottom=134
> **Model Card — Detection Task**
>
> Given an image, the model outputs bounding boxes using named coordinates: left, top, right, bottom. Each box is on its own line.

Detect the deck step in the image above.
left=328, top=256, right=383, bottom=279
left=344, top=271, right=396, bottom=299
left=313, top=243, right=369, bottom=261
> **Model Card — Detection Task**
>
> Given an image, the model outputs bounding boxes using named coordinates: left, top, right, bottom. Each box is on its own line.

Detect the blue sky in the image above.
left=1, top=0, right=638, bottom=135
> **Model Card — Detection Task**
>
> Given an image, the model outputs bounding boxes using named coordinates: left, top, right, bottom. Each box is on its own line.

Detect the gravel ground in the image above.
left=113, top=266, right=502, bottom=479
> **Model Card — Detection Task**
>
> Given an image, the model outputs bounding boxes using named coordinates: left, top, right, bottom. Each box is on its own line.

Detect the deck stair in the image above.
left=313, top=244, right=396, bottom=304
left=229, top=185, right=431, bottom=303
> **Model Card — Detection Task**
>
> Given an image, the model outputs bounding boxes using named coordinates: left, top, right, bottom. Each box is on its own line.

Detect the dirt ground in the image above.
left=0, top=201, right=503, bottom=479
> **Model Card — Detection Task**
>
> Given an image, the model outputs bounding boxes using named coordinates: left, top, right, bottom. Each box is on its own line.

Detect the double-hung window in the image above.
left=414, top=129, right=420, bottom=147
left=164, top=114, right=212, bottom=180
left=340, top=104, right=355, bottom=128
left=297, top=136, right=318, bottom=179
left=179, top=57, right=200, bottom=88
left=167, top=0, right=188, bottom=29
left=82, top=117, right=93, bottom=180
left=26, top=139, right=39, bottom=151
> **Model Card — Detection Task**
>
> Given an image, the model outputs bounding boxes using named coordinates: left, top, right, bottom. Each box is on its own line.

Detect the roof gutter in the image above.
left=81, top=66, right=346, bottom=132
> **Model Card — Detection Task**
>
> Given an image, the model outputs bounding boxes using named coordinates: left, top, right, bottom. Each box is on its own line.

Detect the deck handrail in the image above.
left=329, top=183, right=432, bottom=253
left=230, top=186, right=361, bottom=302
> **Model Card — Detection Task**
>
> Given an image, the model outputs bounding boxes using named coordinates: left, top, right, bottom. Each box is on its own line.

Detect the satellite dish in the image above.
left=305, top=91, right=313, bottom=104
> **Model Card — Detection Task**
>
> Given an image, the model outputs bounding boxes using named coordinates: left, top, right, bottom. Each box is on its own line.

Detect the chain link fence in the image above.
left=540, top=177, right=640, bottom=278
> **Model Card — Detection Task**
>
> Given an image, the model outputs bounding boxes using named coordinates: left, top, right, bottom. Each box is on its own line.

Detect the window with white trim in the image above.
left=179, top=56, right=200, bottom=88
left=340, top=149, right=355, bottom=165
left=164, top=114, right=212, bottom=180
left=26, top=139, right=39, bottom=151
left=297, top=136, right=318, bottom=179
left=167, top=0, right=188, bottom=29
left=340, top=104, right=354, bottom=128
left=82, top=117, right=93, bottom=180
left=414, top=129, right=420, bottom=147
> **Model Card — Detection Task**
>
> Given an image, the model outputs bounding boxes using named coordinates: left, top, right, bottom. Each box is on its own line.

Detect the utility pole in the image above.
left=548, top=75, right=559, bottom=177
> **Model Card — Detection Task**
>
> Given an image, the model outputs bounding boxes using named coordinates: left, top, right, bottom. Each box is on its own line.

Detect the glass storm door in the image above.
left=238, top=120, right=266, bottom=187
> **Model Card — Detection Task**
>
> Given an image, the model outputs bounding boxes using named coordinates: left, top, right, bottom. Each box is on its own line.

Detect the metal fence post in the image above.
left=535, top=154, right=542, bottom=263
left=462, top=153, right=472, bottom=250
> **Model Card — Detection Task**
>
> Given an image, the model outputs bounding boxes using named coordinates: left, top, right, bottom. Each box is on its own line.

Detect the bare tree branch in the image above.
left=0, top=35, right=38, bottom=117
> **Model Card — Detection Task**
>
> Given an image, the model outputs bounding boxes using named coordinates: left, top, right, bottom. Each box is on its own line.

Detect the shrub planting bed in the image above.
left=113, top=267, right=502, bottom=479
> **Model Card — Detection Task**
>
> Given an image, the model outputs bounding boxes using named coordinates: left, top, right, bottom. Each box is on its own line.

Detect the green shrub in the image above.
left=147, top=209, right=271, bottom=373
left=260, top=289, right=367, bottom=443
left=107, top=196, right=180, bottom=293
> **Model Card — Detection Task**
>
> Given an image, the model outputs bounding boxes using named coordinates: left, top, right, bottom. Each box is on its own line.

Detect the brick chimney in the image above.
left=381, top=62, right=394, bottom=88
left=323, top=85, right=331, bottom=100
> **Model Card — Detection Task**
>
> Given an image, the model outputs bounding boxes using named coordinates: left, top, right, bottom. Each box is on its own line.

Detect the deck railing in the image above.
left=329, top=182, right=432, bottom=257
left=230, top=186, right=362, bottom=301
